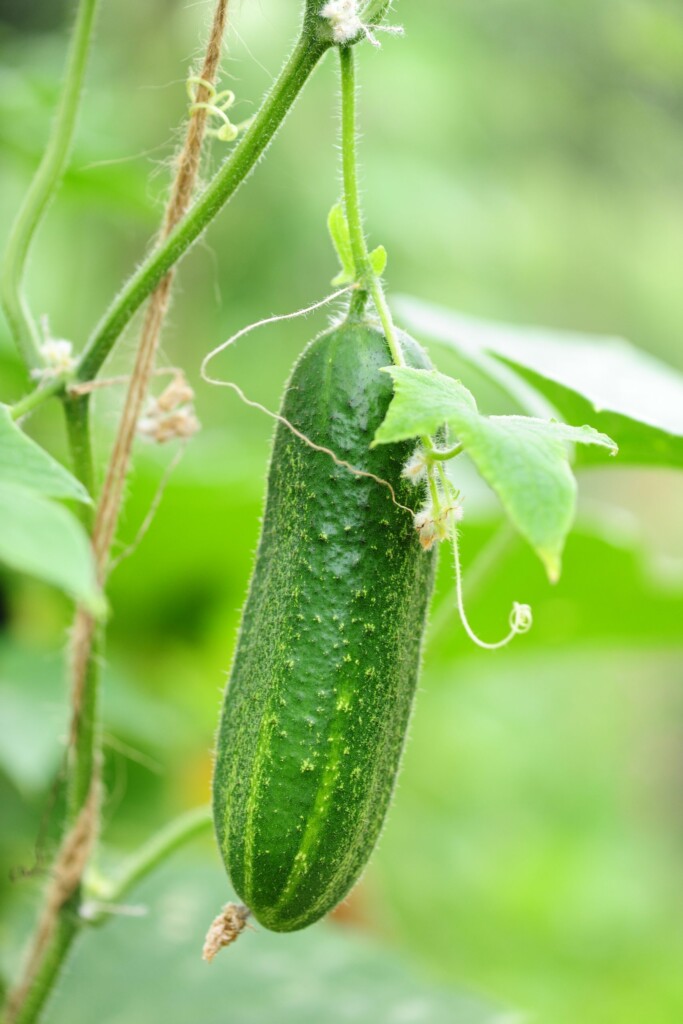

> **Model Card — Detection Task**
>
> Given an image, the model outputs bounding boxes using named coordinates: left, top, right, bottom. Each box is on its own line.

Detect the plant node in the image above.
left=319, top=0, right=403, bottom=47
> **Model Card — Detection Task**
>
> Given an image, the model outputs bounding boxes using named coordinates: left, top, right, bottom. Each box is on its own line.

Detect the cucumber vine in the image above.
left=0, top=0, right=626, bottom=1019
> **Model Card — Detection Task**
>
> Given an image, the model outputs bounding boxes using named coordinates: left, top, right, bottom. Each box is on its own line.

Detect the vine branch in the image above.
left=0, top=0, right=101, bottom=370
left=84, top=806, right=212, bottom=925
left=76, top=27, right=331, bottom=384
left=5, top=4, right=231, bottom=1020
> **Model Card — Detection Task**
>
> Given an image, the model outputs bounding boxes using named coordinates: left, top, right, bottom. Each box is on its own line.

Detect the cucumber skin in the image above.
left=213, top=320, right=435, bottom=933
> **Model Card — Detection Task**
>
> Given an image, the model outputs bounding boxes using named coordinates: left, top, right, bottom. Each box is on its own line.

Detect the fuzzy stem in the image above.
left=429, top=442, right=464, bottom=462
left=90, top=0, right=229, bottom=580
left=7, top=913, right=81, bottom=1024
left=76, top=29, right=330, bottom=384
left=9, top=378, right=67, bottom=421
left=0, top=0, right=101, bottom=369
left=4, top=5, right=234, bottom=1021
left=339, top=45, right=405, bottom=367
left=63, top=395, right=96, bottom=522
left=340, top=49, right=371, bottom=278
left=86, top=806, right=212, bottom=925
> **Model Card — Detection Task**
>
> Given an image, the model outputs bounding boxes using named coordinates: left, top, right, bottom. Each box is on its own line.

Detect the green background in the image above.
left=1, top=1, right=683, bottom=1021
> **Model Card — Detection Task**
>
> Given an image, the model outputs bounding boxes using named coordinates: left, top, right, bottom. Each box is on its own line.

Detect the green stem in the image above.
left=0, top=0, right=101, bottom=370
left=340, top=48, right=370, bottom=278
left=87, top=806, right=212, bottom=925
left=77, top=30, right=330, bottom=383
left=61, top=389, right=100, bottom=822
left=339, top=45, right=404, bottom=367
left=362, top=0, right=395, bottom=26
left=9, top=377, right=67, bottom=421
left=6, top=809, right=211, bottom=1022
left=63, top=395, right=96, bottom=518
left=66, top=631, right=101, bottom=823
left=9, top=908, right=81, bottom=1024
left=429, top=442, right=464, bottom=462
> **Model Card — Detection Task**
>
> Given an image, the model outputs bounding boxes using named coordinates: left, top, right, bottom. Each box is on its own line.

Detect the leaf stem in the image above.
left=0, top=0, right=101, bottom=370
left=8, top=378, right=67, bottom=421
left=429, top=442, right=463, bottom=462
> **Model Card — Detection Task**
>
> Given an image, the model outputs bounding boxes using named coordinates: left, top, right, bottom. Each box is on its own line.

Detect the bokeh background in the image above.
left=1, top=1, right=683, bottom=1021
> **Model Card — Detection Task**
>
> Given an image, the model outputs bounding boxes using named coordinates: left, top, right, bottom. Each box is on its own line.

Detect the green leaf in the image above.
left=394, top=297, right=683, bottom=468
left=0, top=405, right=91, bottom=502
left=369, top=244, right=387, bottom=276
left=374, top=367, right=617, bottom=580
left=452, top=415, right=616, bottom=581
left=372, top=367, right=478, bottom=445
left=327, top=202, right=355, bottom=285
left=0, top=483, right=103, bottom=613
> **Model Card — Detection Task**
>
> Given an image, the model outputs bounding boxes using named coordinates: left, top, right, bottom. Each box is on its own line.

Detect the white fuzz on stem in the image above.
left=320, top=0, right=404, bottom=47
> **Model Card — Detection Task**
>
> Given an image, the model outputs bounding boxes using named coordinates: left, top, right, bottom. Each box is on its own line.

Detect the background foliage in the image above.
left=1, top=1, right=682, bottom=1021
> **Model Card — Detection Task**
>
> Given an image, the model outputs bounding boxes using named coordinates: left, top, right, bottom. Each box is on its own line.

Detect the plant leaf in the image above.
left=374, top=366, right=617, bottom=580
left=0, top=405, right=91, bottom=502
left=394, top=296, right=683, bottom=467
left=372, top=367, right=478, bottom=445
left=369, top=244, right=387, bottom=276
left=451, top=415, right=616, bottom=581
left=328, top=202, right=355, bottom=285
left=0, top=482, right=103, bottom=613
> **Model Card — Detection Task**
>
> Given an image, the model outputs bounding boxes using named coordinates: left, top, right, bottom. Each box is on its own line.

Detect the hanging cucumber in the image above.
left=212, top=318, right=435, bottom=932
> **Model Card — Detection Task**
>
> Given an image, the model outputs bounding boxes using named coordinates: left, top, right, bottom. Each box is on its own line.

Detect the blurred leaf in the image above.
left=0, top=640, right=67, bottom=796
left=44, top=858, right=506, bottom=1024
left=0, top=405, right=90, bottom=502
left=369, top=244, right=387, bottom=276
left=375, top=646, right=683, bottom=1024
left=0, top=483, right=102, bottom=613
left=328, top=202, right=355, bottom=285
left=395, top=297, right=683, bottom=468
left=374, top=366, right=616, bottom=579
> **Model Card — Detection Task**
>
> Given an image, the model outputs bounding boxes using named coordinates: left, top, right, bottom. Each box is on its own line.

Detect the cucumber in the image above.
left=212, top=319, right=435, bottom=932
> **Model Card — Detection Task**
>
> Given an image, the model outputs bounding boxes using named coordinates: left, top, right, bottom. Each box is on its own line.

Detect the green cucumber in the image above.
left=212, top=318, right=435, bottom=932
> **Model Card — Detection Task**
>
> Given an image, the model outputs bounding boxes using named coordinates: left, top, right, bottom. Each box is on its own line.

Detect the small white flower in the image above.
left=402, top=448, right=428, bottom=485
left=413, top=501, right=464, bottom=551
left=31, top=338, right=77, bottom=380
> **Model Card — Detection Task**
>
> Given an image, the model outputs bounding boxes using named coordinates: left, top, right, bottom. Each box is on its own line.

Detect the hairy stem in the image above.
left=77, top=28, right=330, bottom=384
left=86, top=806, right=212, bottom=925
left=7, top=913, right=80, bottom=1024
left=340, top=49, right=371, bottom=279
left=91, top=0, right=229, bottom=578
left=5, top=5, right=234, bottom=1021
left=339, top=45, right=405, bottom=367
left=63, top=396, right=96, bottom=523
left=429, top=442, right=464, bottom=462
left=0, top=0, right=101, bottom=369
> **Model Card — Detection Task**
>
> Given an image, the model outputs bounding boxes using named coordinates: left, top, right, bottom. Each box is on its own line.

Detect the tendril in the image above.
left=186, top=76, right=253, bottom=142
left=200, top=289, right=415, bottom=516
left=451, top=522, right=532, bottom=650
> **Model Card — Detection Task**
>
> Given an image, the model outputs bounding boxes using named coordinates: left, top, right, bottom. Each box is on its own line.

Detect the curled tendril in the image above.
left=451, top=522, right=532, bottom=650
left=186, top=76, right=253, bottom=143
left=509, top=601, right=533, bottom=635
